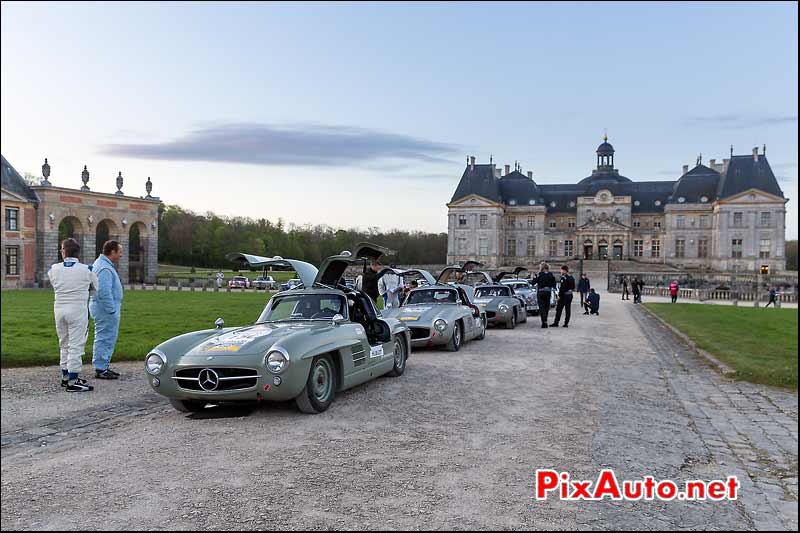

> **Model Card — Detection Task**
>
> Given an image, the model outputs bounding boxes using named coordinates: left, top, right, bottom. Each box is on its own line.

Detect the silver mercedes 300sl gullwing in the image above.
left=381, top=268, right=486, bottom=351
left=471, top=283, right=528, bottom=329
left=143, top=244, right=411, bottom=414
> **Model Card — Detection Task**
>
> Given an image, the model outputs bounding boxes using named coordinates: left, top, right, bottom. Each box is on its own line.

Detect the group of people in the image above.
left=620, top=276, right=647, bottom=304
left=531, top=263, right=600, bottom=329
left=49, top=238, right=124, bottom=392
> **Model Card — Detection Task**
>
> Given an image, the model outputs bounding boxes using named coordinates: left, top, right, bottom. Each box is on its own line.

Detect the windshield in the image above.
left=258, top=293, right=346, bottom=322
left=475, top=286, right=511, bottom=298
left=405, top=289, right=457, bottom=305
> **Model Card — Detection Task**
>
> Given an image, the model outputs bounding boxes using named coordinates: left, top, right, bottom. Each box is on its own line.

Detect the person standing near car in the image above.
left=379, top=265, right=402, bottom=309
left=49, top=238, right=99, bottom=392
left=551, top=265, right=576, bottom=328
left=578, top=273, right=591, bottom=314
left=621, top=276, right=630, bottom=300
left=90, top=240, right=124, bottom=380
left=533, top=262, right=557, bottom=328
left=361, top=260, right=382, bottom=304
left=216, top=270, right=223, bottom=289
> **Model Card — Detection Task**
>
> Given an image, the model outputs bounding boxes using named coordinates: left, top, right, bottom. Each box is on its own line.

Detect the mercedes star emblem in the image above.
left=198, top=368, right=220, bottom=391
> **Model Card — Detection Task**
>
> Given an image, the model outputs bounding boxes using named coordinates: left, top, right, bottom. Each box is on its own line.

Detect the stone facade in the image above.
left=1, top=155, right=161, bottom=288
left=447, top=142, right=788, bottom=272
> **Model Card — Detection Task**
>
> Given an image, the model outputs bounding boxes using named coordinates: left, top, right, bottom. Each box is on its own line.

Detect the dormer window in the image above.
left=550, top=201, right=556, bottom=208
left=678, top=197, right=686, bottom=203
left=634, top=200, right=640, bottom=206
left=528, top=199, right=536, bottom=205
left=700, top=196, right=709, bottom=203
left=655, top=200, right=662, bottom=207
left=508, top=199, right=517, bottom=206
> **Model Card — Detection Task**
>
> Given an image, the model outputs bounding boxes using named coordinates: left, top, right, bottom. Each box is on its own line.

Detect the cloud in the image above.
left=683, top=114, right=797, bottom=128
left=101, top=122, right=461, bottom=167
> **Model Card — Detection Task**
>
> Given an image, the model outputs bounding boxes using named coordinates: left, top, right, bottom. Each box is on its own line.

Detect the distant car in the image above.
left=500, top=279, right=538, bottom=315
left=382, top=269, right=486, bottom=351
left=253, top=275, right=277, bottom=290
left=472, top=284, right=527, bottom=328
left=280, top=278, right=303, bottom=291
left=228, top=276, right=251, bottom=289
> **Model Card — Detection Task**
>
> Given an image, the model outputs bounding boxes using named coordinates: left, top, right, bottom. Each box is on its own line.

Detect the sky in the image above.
left=1, top=1, right=797, bottom=237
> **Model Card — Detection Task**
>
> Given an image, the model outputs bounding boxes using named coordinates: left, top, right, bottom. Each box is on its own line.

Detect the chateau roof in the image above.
left=1, top=154, right=39, bottom=203
left=718, top=155, right=783, bottom=199
left=671, top=164, right=720, bottom=204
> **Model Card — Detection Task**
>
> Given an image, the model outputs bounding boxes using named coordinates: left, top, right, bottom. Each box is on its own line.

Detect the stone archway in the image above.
left=95, top=219, right=119, bottom=258
left=128, top=221, right=147, bottom=283
left=57, top=216, right=85, bottom=262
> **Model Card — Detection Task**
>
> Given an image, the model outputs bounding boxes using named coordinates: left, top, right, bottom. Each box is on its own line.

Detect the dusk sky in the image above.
left=1, top=1, right=797, bottom=237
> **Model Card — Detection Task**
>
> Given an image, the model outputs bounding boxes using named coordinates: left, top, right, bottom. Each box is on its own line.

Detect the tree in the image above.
left=786, top=240, right=798, bottom=271
left=22, top=173, right=41, bottom=187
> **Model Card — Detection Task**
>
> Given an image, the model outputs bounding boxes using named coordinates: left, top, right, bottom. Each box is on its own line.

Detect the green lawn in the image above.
left=644, top=303, right=798, bottom=389
left=1, top=290, right=272, bottom=367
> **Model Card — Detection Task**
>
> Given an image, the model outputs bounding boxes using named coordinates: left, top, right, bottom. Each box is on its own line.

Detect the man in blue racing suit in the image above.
left=90, top=240, right=124, bottom=379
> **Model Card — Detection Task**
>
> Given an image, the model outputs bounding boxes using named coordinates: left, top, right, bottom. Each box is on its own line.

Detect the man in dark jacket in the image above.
left=578, top=273, right=591, bottom=314
left=551, top=265, right=576, bottom=328
left=361, top=260, right=382, bottom=303
left=533, top=262, right=557, bottom=328
left=621, top=277, right=630, bottom=300
left=631, top=276, right=642, bottom=304
left=587, top=288, right=600, bottom=315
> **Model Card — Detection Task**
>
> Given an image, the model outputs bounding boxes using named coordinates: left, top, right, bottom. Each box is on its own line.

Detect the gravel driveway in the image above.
left=2, top=296, right=797, bottom=530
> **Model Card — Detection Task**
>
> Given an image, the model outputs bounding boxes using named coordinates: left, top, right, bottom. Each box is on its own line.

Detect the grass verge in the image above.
left=644, top=303, right=798, bottom=389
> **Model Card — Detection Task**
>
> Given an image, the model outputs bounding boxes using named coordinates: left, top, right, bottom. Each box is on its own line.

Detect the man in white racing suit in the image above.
left=48, top=238, right=99, bottom=392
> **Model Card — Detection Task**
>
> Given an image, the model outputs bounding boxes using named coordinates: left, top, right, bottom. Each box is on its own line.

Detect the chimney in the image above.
left=527, top=171, right=533, bottom=179
left=752, top=147, right=759, bottom=161
left=722, top=158, right=730, bottom=173
left=709, top=158, right=715, bottom=168
left=762, top=144, right=766, bottom=156
left=682, top=164, right=689, bottom=175
left=494, top=168, right=501, bottom=178
left=504, top=164, right=510, bottom=176
left=470, top=155, right=475, bottom=170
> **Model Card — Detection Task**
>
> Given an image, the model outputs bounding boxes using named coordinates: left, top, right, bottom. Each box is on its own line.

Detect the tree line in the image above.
left=157, top=205, right=448, bottom=268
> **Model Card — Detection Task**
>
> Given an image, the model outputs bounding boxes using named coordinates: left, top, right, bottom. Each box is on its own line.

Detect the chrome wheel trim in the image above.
left=454, top=324, right=461, bottom=347
left=311, top=359, right=333, bottom=402
left=393, top=338, right=405, bottom=370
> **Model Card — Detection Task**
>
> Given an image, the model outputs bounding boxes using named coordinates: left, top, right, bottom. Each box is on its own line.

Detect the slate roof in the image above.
left=717, top=155, right=784, bottom=199
left=670, top=164, right=720, bottom=204
left=450, top=150, right=785, bottom=213
left=450, top=164, right=501, bottom=203
left=1, top=154, right=39, bottom=203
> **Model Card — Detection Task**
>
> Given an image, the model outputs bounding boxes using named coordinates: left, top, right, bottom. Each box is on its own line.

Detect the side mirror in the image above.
left=215, top=317, right=225, bottom=329
left=332, top=313, right=345, bottom=324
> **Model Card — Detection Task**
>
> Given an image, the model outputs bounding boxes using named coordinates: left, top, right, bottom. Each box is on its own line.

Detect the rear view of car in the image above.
left=228, top=276, right=250, bottom=289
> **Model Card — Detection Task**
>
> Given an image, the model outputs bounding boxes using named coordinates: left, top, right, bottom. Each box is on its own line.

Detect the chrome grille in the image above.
left=173, top=367, right=261, bottom=392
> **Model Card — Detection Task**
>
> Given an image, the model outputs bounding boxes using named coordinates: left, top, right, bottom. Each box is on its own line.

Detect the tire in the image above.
left=295, top=354, right=337, bottom=414
left=386, top=335, right=407, bottom=377
left=169, top=399, right=207, bottom=413
left=519, top=307, right=527, bottom=323
left=447, top=322, right=462, bottom=352
left=508, top=313, right=517, bottom=329
left=477, top=317, right=487, bottom=340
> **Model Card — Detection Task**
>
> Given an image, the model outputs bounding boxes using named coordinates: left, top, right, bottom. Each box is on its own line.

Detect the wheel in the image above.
left=476, top=317, right=487, bottom=340
left=386, top=335, right=407, bottom=377
left=519, top=307, right=527, bottom=323
left=447, top=322, right=462, bottom=352
left=508, top=313, right=517, bottom=329
left=169, top=399, right=207, bottom=413
left=295, top=354, right=337, bottom=414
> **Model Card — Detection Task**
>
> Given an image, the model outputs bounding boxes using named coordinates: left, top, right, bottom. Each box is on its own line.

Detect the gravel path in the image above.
left=2, top=295, right=796, bottom=530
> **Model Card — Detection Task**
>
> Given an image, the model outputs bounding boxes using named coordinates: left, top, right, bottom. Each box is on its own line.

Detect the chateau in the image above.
left=446, top=139, right=788, bottom=272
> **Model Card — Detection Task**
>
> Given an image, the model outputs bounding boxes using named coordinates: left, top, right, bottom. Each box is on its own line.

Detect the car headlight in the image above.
left=499, top=304, right=510, bottom=313
left=265, top=349, right=289, bottom=374
left=433, top=319, right=447, bottom=332
left=145, top=351, right=166, bottom=375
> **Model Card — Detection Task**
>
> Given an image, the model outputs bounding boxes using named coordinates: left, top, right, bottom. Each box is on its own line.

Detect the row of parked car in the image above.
left=227, top=274, right=304, bottom=291
left=143, top=244, right=550, bottom=415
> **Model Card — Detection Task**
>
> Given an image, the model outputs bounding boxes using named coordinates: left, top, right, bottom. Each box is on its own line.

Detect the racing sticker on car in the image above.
left=195, top=327, right=270, bottom=353
left=369, top=345, right=384, bottom=358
